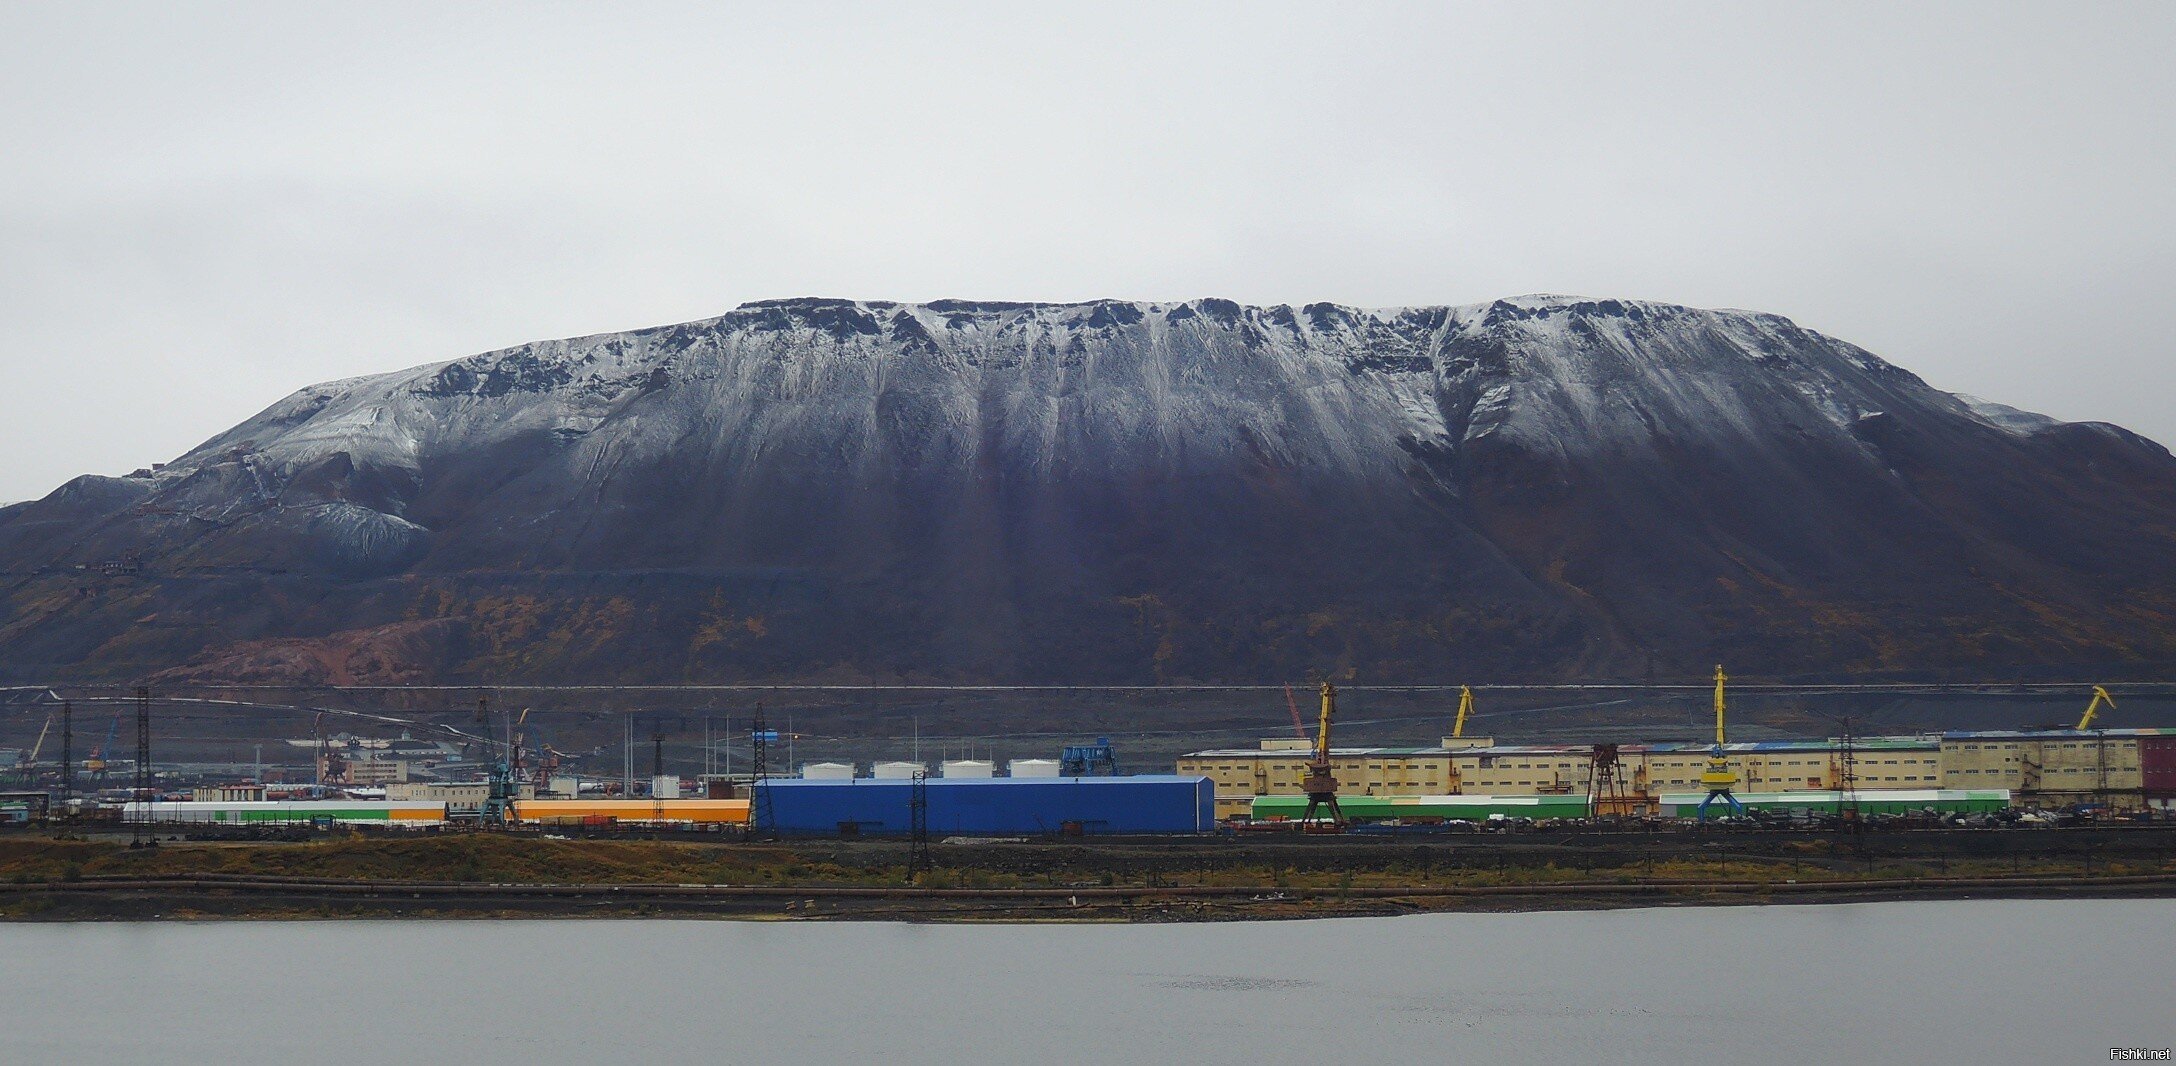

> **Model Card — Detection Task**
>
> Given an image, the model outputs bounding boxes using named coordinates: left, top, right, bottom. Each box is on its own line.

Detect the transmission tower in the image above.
left=747, top=703, right=776, bottom=840
left=58, top=700, right=74, bottom=811
left=1832, top=715, right=1861, bottom=828
left=2094, top=728, right=2112, bottom=812
left=908, top=769, right=931, bottom=880
left=131, top=686, right=154, bottom=848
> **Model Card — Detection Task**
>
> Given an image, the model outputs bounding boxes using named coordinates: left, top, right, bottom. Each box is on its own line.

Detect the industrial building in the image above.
left=121, top=800, right=448, bottom=825
left=1935, top=730, right=2171, bottom=805
left=1248, top=788, right=2011, bottom=823
left=510, top=798, right=749, bottom=826
left=1183, top=728, right=2176, bottom=820
left=755, top=775, right=1216, bottom=835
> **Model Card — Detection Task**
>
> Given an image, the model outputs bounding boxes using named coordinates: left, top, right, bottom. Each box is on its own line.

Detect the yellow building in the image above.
left=1180, top=728, right=2173, bottom=819
left=343, top=758, right=410, bottom=785
left=1938, top=730, right=2155, bottom=806
left=1176, top=744, right=1467, bottom=820
left=1178, top=736, right=1948, bottom=821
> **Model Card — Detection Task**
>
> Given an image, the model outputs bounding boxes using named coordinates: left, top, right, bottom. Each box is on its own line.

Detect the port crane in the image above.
left=1298, top=681, right=1346, bottom=830
left=1443, top=685, right=1477, bottom=793
left=1695, top=665, right=1744, bottom=820
left=2076, top=686, right=2115, bottom=730
left=313, top=712, right=348, bottom=785
left=84, top=710, right=122, bottom=781
left=478, top=697, right=514, bottom=826
left=23, top=714, right=52, bottom=780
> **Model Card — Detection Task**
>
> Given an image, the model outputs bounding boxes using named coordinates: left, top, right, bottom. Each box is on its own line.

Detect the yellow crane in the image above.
left=1441, top=685, right=1480, bottom=793
left=1696, top=665, right=1743, bottom=820
left=1298, top=681, right=1345, bottom=830
left=24, top=714, right=52, bottom=771
left=2077, top=686, right=2115, bottom=731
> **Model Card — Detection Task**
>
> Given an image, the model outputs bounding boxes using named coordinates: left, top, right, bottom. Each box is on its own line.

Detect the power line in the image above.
left=33, top=681, right=2176, bottom=695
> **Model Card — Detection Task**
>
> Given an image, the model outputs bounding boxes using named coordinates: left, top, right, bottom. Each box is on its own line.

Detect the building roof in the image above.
left=760, top=775, right=1208, bottom=786
left=1181, top=736, right=1946, bottom=759
left=1939, top=728, right=2176, bottom=740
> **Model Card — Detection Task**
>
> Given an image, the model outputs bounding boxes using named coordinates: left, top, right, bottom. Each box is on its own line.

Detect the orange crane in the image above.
left=1283, top=684, right=1308, bottom=740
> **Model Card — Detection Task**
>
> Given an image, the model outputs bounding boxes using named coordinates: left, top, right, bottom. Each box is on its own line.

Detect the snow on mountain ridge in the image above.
left=150, top=296, right=2031, bottom=499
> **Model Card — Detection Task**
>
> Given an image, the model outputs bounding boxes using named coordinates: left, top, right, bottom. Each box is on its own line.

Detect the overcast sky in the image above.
left=1, top=1, right=2171, bottom=502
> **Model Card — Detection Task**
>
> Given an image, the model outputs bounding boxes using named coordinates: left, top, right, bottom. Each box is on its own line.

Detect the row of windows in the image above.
left=1189, top=745, right=2140, bottom=782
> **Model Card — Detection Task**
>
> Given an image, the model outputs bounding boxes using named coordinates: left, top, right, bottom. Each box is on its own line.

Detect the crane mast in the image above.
left=1714, top=665, right=1728, bottom=748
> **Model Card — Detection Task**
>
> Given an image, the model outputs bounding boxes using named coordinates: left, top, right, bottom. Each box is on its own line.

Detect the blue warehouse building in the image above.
left=755, top=775, right=1216, bottom=835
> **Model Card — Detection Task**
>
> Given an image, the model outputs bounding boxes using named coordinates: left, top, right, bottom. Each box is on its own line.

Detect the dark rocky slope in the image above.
left=4, top=295, right=2173, bottom=684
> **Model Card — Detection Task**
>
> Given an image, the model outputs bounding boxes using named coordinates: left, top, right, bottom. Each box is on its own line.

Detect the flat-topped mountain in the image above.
left=5, top=295, right=2173, bottom=684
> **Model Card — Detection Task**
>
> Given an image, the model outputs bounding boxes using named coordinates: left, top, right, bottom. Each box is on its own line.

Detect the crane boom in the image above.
left=1453, top=685, right=1473, bottom=740
left=2078, top=686, right=2115, bottom=731
left=1314, top=681, right=1336, bottom=763
left=1713, top=665, right=1728, bottom=747
left=26, top=714, right=52, bottom=765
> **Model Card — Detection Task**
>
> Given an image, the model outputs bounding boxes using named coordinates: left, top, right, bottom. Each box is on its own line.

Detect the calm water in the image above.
left=1, top=900, right=2167, bottom=1064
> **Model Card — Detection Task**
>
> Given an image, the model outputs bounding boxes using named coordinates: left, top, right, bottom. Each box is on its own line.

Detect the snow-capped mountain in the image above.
left=5, top=295, right=2174, bottom=684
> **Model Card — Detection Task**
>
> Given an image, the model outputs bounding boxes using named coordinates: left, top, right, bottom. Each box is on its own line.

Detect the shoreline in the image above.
left=6, top=869, right=2174, bottom=922
left=6, top=828, right=2173, bottom=922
